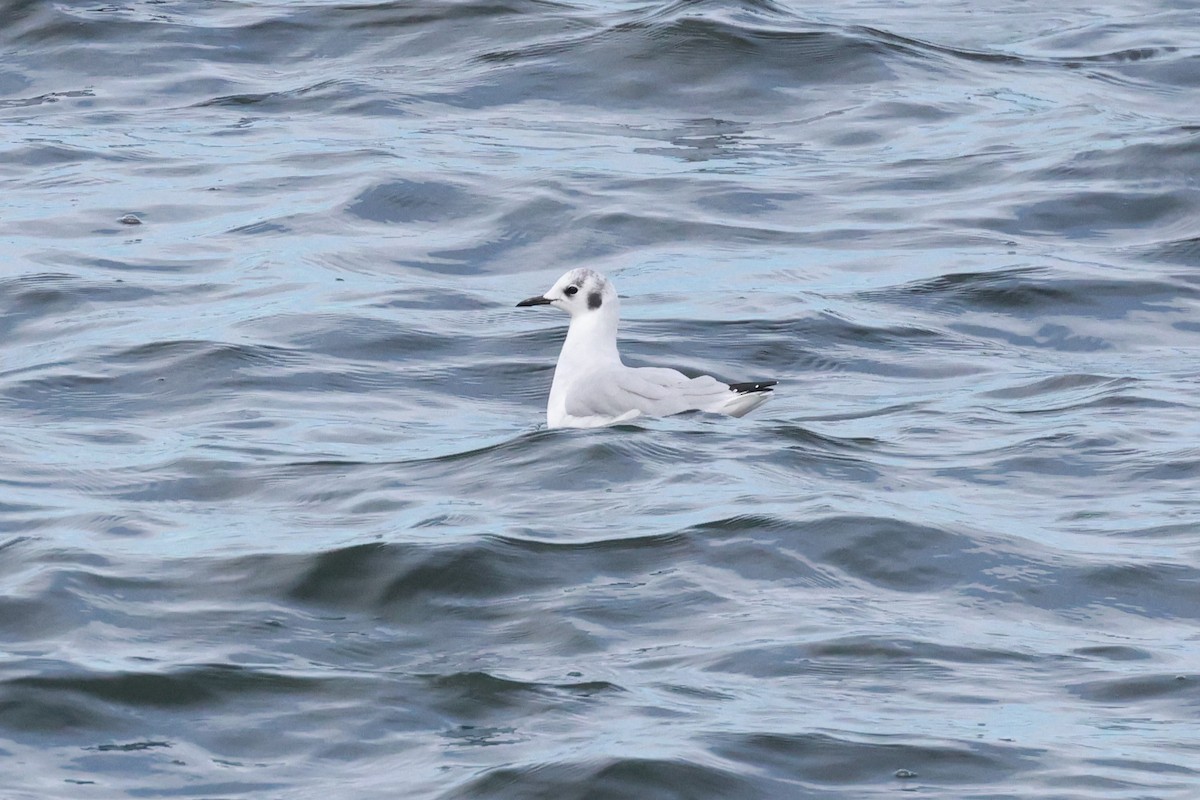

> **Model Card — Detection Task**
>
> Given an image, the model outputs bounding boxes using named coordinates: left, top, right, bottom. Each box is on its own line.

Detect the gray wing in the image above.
left=564, top=365, right=733, bottom=419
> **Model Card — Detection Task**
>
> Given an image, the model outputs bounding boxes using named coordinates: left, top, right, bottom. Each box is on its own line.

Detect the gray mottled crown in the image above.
left=550, top=268, right=618, bottom=311
left=563, top=268, right=606, bottom=288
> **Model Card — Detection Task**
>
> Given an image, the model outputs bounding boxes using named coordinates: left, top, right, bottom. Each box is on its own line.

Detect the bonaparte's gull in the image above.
left=517, top=269, right=776, bottom=429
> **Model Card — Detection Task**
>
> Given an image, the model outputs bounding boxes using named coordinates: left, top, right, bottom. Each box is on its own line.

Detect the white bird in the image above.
left=517, top=268, right=776, bottom=429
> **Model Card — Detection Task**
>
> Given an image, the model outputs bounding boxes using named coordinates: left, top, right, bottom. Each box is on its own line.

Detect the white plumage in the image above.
left=517, top=269, right=776, bottom=429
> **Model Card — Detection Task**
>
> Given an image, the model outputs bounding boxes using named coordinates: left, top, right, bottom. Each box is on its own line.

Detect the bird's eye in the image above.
left=564, top=286, right=579, bottom=296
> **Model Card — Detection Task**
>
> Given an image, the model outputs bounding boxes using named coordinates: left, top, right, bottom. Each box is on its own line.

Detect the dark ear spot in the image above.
left=588, top=291, right=602, bottom=310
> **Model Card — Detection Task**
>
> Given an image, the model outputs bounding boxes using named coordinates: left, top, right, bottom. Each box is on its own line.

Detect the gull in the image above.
left=517, top=268, right=776, bottom=429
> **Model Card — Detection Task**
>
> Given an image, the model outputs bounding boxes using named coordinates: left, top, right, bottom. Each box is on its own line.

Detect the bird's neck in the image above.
left=560, top=307, right=621, bottom=367
left=547, top=306, right=621, bottom=420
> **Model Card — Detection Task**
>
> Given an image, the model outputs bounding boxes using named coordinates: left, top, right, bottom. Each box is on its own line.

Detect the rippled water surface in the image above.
left=3, top=0, right=1199, bottom=797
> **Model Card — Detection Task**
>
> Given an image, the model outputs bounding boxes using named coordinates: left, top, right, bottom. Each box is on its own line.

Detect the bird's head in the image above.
left=516, top=268, right=619, bottom=319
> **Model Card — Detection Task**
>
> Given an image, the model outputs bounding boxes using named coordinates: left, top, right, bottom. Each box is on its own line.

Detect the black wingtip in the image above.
left=728, top=381, right=777, bottom=394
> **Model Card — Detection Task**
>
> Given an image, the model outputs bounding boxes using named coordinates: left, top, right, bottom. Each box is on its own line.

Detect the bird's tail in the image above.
left=720, top=381, right=776, bottom=417
left=728, top=381, right=776, bottom=394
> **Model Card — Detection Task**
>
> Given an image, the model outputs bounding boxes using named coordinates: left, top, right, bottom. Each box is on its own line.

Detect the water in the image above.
left=2, top=0, right=1199, bottom=797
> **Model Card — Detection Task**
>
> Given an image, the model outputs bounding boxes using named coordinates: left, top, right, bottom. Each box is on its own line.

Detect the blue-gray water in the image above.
left=3, top=0, right=1199, bottom=797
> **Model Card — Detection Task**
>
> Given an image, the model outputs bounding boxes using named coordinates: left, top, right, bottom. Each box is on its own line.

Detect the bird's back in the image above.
left=554, top=364, right=771, bottom=426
